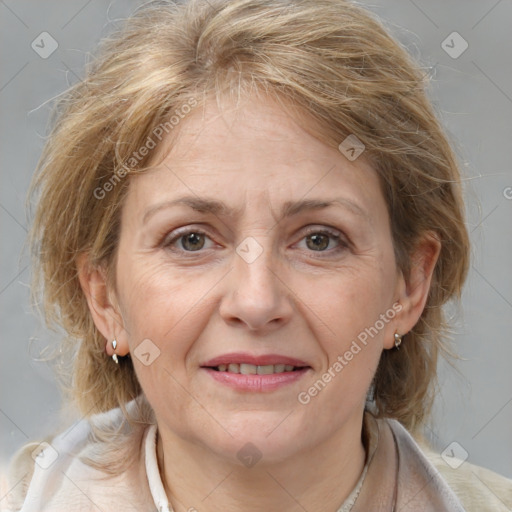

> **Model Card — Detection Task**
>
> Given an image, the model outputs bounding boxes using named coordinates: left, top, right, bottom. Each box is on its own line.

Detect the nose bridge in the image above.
left=219, top=232, right=292, bottom=331
left=235, top=232, right=281, bottom=301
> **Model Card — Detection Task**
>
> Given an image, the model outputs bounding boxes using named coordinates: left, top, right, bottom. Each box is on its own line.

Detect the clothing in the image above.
left=1, top=403, right=511, bottom=511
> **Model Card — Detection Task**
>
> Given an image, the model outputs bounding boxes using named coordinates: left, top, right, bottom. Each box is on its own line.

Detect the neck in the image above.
left=157, top=413, right=367, bottom=512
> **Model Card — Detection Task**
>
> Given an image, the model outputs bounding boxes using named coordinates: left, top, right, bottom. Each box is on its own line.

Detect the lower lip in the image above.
left=201, top=367, right=310, bottom=392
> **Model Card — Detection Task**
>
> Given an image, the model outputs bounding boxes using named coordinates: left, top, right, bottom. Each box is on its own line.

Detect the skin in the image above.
left=79, top=93, right=440, bottom=512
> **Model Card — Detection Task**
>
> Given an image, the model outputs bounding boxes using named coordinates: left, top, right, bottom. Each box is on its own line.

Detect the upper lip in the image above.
left=201, top=352, right=311, bottom=368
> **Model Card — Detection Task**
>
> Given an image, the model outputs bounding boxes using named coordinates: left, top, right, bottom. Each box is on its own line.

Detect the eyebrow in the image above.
left=142, top=195, right=370, bottom=225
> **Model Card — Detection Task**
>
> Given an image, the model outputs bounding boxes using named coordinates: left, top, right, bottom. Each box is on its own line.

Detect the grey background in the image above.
left=1, top=0, right=511, bottom=486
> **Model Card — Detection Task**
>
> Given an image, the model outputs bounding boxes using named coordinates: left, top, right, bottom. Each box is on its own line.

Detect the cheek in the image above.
left=115, top=258, right=217, bottom=419
left=301, top=257, right=396, bottom=396
left=116, top=255, right=220, bottom=359
left=314, top=266, right=394, bottom=345
left=295, top=284, right=389, bottom=426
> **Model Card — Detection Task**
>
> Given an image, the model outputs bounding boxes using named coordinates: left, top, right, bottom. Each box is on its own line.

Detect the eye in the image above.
left=163, top=228, right=215, bottom=252
left=162, top=226, right=348, bottom=256
left=298, top=228, right=348, bottom=255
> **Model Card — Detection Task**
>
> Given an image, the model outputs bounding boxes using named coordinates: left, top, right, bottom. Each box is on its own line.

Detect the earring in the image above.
left=112, top=339, right=119, bottom=364
left=394, top=332, right=403, bottom=350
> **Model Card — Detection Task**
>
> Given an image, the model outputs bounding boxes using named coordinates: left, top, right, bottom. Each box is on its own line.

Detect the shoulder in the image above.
left=1, top=402, right=155, bottom=512
left=419, top=440, right=512, bottom=512
left=385, top=417, right=512, bottom=512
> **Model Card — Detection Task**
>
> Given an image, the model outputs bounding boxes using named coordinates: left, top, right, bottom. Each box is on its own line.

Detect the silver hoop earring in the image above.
left=112, top=339, right=119, bottom=364
left=394, top=332, right=403, bottom=350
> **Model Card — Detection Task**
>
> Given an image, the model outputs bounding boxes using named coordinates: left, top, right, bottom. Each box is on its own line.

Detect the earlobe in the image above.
left=76, top=253, right=130, bottom=356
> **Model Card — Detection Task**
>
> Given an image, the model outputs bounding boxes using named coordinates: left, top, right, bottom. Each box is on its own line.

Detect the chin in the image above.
left=205, top=411, right=307, bottom=466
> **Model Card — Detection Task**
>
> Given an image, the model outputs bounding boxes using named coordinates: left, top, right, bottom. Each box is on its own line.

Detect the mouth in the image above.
left=204, top=363, right=310, bottom=375
left=200, top=353, right=312, bottom=392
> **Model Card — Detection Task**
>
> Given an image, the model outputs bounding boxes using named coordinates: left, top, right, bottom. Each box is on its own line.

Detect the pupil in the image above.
left=183, top=233, right=204, bottom=251
left=307, top=233, right=328, bottom=251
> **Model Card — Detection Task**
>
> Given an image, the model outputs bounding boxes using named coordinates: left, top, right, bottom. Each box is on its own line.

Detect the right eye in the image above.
left=163, top=228, right=215, bottom=253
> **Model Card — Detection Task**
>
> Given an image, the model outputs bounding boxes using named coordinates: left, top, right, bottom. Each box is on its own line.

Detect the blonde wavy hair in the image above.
left=28, top=0, right=469, bottom=434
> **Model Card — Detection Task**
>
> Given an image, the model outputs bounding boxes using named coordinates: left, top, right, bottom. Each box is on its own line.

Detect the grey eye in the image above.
left=179, top=232, right=206, bottom=251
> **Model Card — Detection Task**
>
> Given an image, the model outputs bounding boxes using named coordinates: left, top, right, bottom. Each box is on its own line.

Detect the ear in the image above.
left=384, top=231, right=441, bottom=349
left=76, top=252, right=130, bottom=357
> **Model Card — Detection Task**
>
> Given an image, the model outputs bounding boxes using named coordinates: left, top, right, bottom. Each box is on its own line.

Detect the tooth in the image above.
left=240, top=363, right=257, bottom=375
left=228, top=363, right=240, bottom=373
left=257, top=364, right=274, bottom=375
left=217, top=362, right=300, bottom=374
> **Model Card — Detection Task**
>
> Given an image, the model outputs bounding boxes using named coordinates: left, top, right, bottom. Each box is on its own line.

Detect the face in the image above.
left=110, top=94, right=405, bottom=465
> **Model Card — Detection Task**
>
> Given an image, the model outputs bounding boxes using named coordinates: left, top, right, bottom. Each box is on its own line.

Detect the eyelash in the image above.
left=162, top=226, right=349, bottom=257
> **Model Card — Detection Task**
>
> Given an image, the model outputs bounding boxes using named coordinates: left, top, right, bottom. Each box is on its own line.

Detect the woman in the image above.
left=3, top=0, right=512, bottom=510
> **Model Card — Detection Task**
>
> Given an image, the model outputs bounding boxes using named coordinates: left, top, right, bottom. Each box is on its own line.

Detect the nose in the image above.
left=219, top=238, right=294, bottom=333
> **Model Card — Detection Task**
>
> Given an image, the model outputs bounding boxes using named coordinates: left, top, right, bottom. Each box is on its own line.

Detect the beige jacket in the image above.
left=1, top=405, right=511, bottom=511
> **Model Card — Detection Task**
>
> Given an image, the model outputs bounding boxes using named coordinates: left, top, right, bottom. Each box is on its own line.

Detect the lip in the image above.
left=201, top=367, right=310, bottom=392
left=201, top=352, right=311, bottom=368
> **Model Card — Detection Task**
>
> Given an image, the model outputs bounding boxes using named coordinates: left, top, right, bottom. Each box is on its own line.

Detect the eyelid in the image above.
left=301, top=225, right=341, bottom=236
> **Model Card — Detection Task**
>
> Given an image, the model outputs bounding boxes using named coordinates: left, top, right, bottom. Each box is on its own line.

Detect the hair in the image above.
left=28, top=0, right=469, bottom=439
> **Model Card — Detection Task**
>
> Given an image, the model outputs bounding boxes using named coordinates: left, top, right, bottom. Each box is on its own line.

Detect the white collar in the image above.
left=144, top=424, right=172, bottom=512
left=143, top=423, right=368, bottom=512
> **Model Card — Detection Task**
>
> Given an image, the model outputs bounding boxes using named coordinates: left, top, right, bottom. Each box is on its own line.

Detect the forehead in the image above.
left=124, top=94, right=386, bottom=223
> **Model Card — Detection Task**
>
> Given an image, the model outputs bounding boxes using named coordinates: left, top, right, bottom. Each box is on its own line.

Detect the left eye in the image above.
left=298, top=229, right=345, bottom=253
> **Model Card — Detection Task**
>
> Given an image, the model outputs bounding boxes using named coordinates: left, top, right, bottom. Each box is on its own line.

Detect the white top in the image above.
left=2, top=407, right=370, bottom=512
left=144, top=422, right=369, bottom=512
left=2, top=403, right=511, bottom=511
left=144, top=424, right=171, bottom=512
